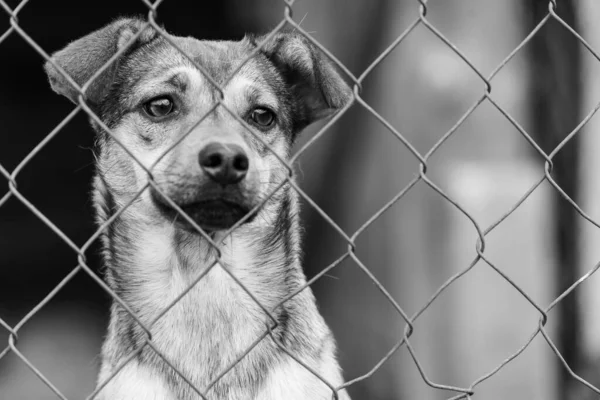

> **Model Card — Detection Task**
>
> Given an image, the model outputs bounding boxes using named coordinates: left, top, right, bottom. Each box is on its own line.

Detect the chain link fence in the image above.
left=1, top=0, right=600, bottom=399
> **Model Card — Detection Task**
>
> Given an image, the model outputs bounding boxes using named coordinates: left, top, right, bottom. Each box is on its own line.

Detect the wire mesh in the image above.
left=1, top=0, right=599, bottom=399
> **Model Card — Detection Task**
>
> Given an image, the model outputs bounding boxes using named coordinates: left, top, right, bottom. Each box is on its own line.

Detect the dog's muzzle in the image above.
left=151, top=142, right=258, bottom=233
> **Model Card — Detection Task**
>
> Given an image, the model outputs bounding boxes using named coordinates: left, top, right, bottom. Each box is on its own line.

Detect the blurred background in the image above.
left=3, top=0, right=600, bottom=399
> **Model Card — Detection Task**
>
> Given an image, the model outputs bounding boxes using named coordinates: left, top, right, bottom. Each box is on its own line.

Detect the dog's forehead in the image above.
left=130, top=36, right=271, bottom=86
left=173, top=37, right=249, bottom=81
left=117, top=35, right=282, bottom=101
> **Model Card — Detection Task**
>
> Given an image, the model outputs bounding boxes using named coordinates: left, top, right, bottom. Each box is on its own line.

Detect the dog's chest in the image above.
left=146, top=258, right=279, bottom=398
left=113, top=226, right=297, bottom=398
left=156, top=262, right=268, bottom=352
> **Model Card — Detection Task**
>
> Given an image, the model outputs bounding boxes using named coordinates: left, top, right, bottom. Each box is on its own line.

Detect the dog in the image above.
left=44, top=17, right=352, bottom=400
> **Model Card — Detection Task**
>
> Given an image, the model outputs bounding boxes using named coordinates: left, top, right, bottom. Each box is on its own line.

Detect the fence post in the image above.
left=524, top=2, right=582, bottom=398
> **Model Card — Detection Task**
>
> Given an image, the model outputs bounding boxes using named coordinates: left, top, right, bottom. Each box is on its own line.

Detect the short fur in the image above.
left=45, top=17, right=351, bottom=400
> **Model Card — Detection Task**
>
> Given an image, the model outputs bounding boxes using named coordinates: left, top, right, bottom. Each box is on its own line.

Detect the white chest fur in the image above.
left=98, top=221, right=346, bottom=400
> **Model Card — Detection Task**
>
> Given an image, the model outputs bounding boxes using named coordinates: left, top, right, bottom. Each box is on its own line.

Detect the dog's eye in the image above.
left=144, top=96, right=175, bottom=118
left=249, top=108, right=276, bottom=128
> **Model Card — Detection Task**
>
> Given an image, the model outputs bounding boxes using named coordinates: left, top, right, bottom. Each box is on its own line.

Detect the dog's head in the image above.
left=45, top=18, right=351, bottom=232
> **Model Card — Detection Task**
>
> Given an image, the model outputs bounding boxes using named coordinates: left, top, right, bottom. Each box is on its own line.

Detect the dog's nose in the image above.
left=198, top=143, right=249, bottom=185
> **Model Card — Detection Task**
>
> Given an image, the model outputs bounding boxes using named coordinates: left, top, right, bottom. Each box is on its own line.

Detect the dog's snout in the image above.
left=199, top=143, right=249, bottom=185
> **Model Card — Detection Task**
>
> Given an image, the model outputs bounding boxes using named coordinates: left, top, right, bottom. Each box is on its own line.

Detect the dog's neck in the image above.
left=94, top=175, right=303, bottom=319
left=93, top=173, right=310, bottom=355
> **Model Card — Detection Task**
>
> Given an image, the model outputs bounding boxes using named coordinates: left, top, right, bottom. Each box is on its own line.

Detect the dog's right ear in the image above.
left=44, top=18, right=157, bottom=106
left=251, top=32, right=352, bottom=131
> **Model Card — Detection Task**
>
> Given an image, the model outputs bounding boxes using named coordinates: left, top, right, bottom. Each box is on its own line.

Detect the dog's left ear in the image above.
left=44, top=18, right=157, bottom=107
left=254, top=32, right=352, bottom=130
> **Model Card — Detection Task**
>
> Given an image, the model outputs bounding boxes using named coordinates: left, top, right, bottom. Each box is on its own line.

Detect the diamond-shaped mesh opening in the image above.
left=4, top=0, right=600, bottom=399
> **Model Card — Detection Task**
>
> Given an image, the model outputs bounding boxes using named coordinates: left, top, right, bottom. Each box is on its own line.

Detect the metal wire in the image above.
left=1, top=0, right=600, bottom=399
